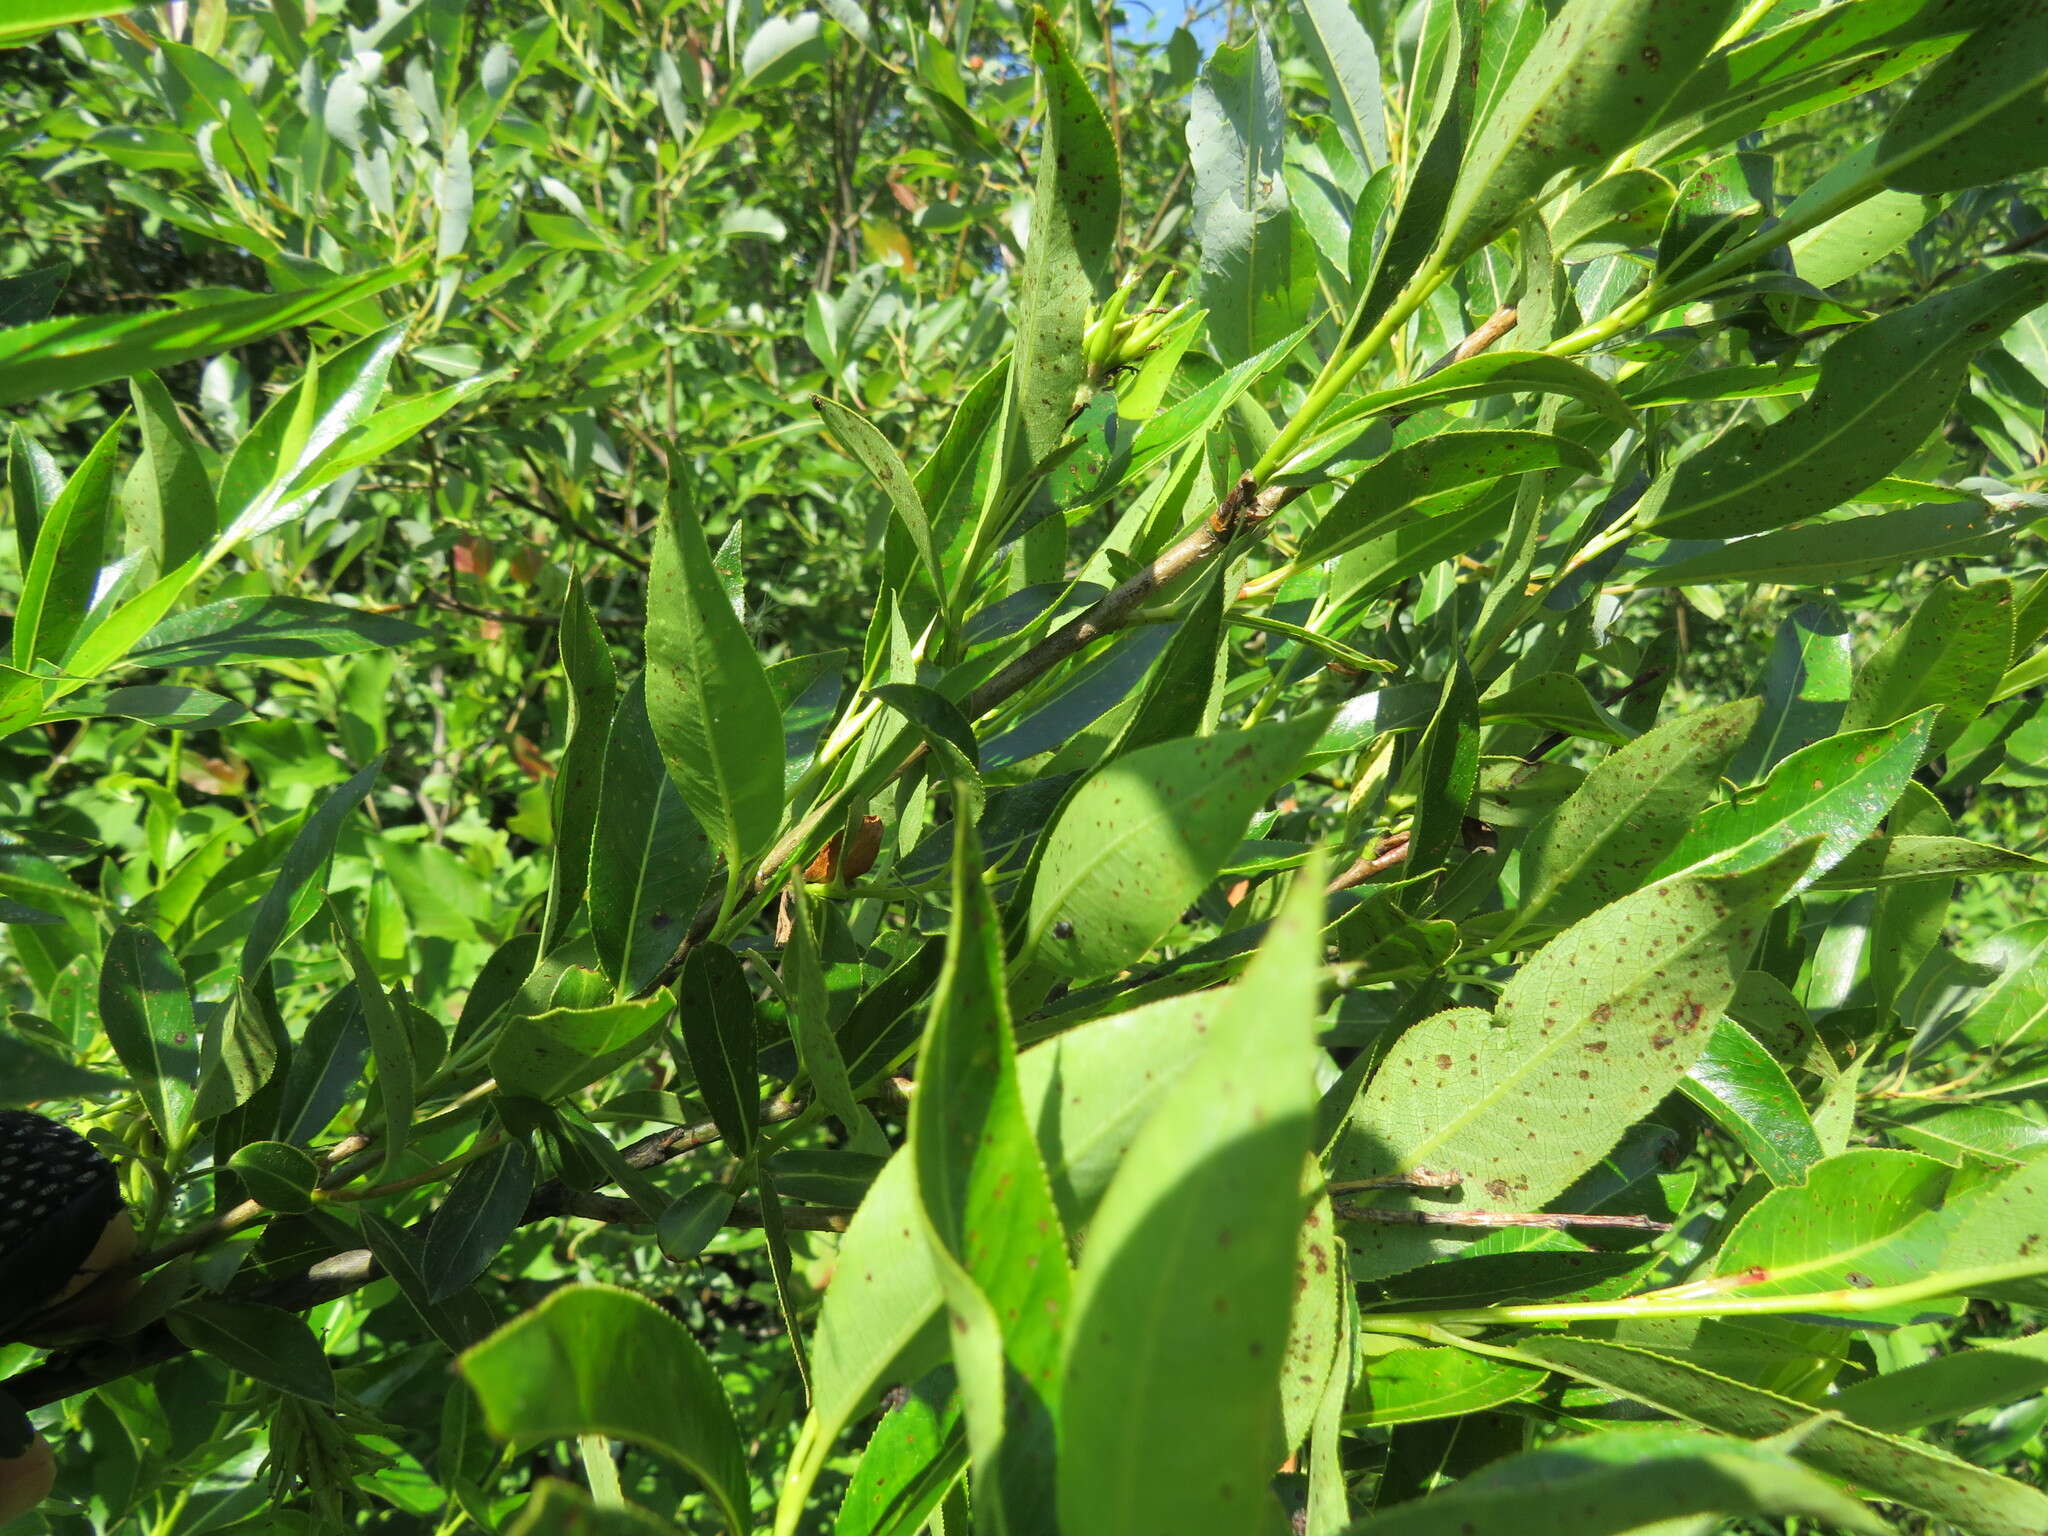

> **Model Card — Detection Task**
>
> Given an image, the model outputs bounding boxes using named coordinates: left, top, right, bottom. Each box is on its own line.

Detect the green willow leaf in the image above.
left=1879, top=1103, right=2048, bottom=1167
left=1335, top=843, right=1814, bottom=1282
left=910, top=804, right=1070, bottom=1533
left=327, top=902, right=414, bottom=1181
left=168, top=1300, right=335, bottom=1405
left=783, top=877, right=886, bottom=1155
left=1513, top=1334, right=2048, bottom=1536
left=423, top=1141, right=539, bottom=1302
left=489, top=993, right=672, bottom=1104
left=1679, top=1021, right=1824, bottom=1187
left=213, top=326, right=406, bottom=546
left=1056, top=858, right=1324, bottom=1536
left=1516, top=699, right=1759, bottom=934
left=1832, top=1333, right=2048, bottom=1434
left=1292, top=0, right=1386, bottom=171
left=1879, top=6, right=2048, bottom=193
left=1639, top=495, right=2038, bottom=588
left=1022, top=712, right=1327, bottom=979
left=459, top=1285, right=750, bottom=1534
left=13, top=414, right=121, bottom=670
left=226, top=1140, right=319, bottom=1215
left=1434, top=0, right=1743, bottom=266
left=1643, top=263, right=2048, bottom=541
left=543, top=579, right=619, bottom=950
left=130, top=597, right=428, bottom=668
left=777, top=987, right=1238, bottom=1535
left=121, top=370, right=215, bottom=579
left=242, top=758, right=382, bottom=983
left=1345, top=1343, right=1545, bottom=1428
left=588, top=679, right=713, bottom=995
left=1340, top=1427, right=1882, bottom=1536
left=1729, top=600, right=1851, bottom=782
left=98, top=924, right=201, bottom=1154
left=813, top=395, right=943, bottom=602
left=1293, top=432, right=1599, bottom=563
left=1406, top=654, right=1477, bottom=875
left=1841, top=575, right=2012, bottom=754
left=1303, top=353, right=1635, bottom=458
left=835, top=1368, right=965, bottom=1536
left=645, top=459, right=785, bottom=867
left=1108, top=560, right=1228, bottom=756
left=0, top=263, right=413, bottom=406
left=1651, top=709, right=1936, bottom=890
left=1699, top=1148, right=1959, bottom=1321
left=1190, top=31, right=1317, bottom=365
left=675, top=943, right=759, bottom=1161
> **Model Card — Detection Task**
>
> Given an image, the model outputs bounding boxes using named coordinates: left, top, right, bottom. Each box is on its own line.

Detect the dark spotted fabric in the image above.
left=0, top=1111, right=120, bottom=1332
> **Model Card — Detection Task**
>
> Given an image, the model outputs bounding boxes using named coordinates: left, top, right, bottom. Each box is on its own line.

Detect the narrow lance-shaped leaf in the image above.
left=0, top=263, right=414, bottom=406
left=965, top=14, right=1119, bottom=585
left=542, top=578, right=618, bottom=950
left=1405, top=653, right=1478, bottom=877
left=1291, top=0, right=1387, bottom=173
left=783, top=878, right=886, bottom=1155
left=1292, top=431, right=1600, bottom=563
left=168, top=1300, right=335, bottom=1405
left=1651, top=709, right=1936, bottom=890
left=1841, top=575, right=2012, bottom=755
left=910, top=793, right=1071, bottom=1534
left=1511, top=1334, right=2048, bottom=1536
left=1679, top=1020, right=1825, bottom=1187
left=645, top=458, right=785, bottom=867
left=120, top=370, right=215, bottom=580
left=1342, top=1427, right=1883, bottom=1536
left=1056, top=854, right=1325, bottom=1536
left=1515, top=698, right=1760, bottom=934
left=1643, top=263, right=2048, bottom=540
left=326, top=900, right=414, bottom=1182
left=588, top=678, right=714, bottom=995
left=242, top=758, right=383, bottom=982
left=676, top=943, right=759, bottom=1161
left=423, top=1141, right=539, bottom=1302
left=1189, top=30, right=1316, bottom=366
left=1729, top=601, right=1851, bottom=782
left=813, top=395, right=944, bottom=605
left=99, top=924, right=201, bottom=1155
left=213, top=326, right=407, bottom=547
left=129, top=598, right=428, bottom=669
left=1336, top=841, right=1816, bottom=1282
left=1434, top=0, right=1744, bottom=266
left=775, top=977, right=1246, bottom=1533
left=1878, top=7, right=2048, bottom=193
left=13, top=414, right=122, bottom=669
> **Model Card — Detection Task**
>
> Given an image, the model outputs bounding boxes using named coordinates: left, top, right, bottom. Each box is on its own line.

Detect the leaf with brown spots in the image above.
left=1334, top=841, right=1814, bottom=1282
left=1514, top=697, right=1759, bottom=936
left=1649, top=708, right=1935, bottom=891
left=1434, top=0, right=1745, bottom=267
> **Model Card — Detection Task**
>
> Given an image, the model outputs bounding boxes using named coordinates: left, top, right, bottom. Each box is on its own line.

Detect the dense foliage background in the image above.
left=4, top=0, right=2048, bottom=1532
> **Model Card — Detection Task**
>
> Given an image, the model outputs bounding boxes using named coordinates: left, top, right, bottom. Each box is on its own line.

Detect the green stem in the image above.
left=1254, top=266, right=1456, bottom=481
left=317, top=1133, right=503, bottom=1203
left=1358, top=1253, right=2048, bottom=1332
